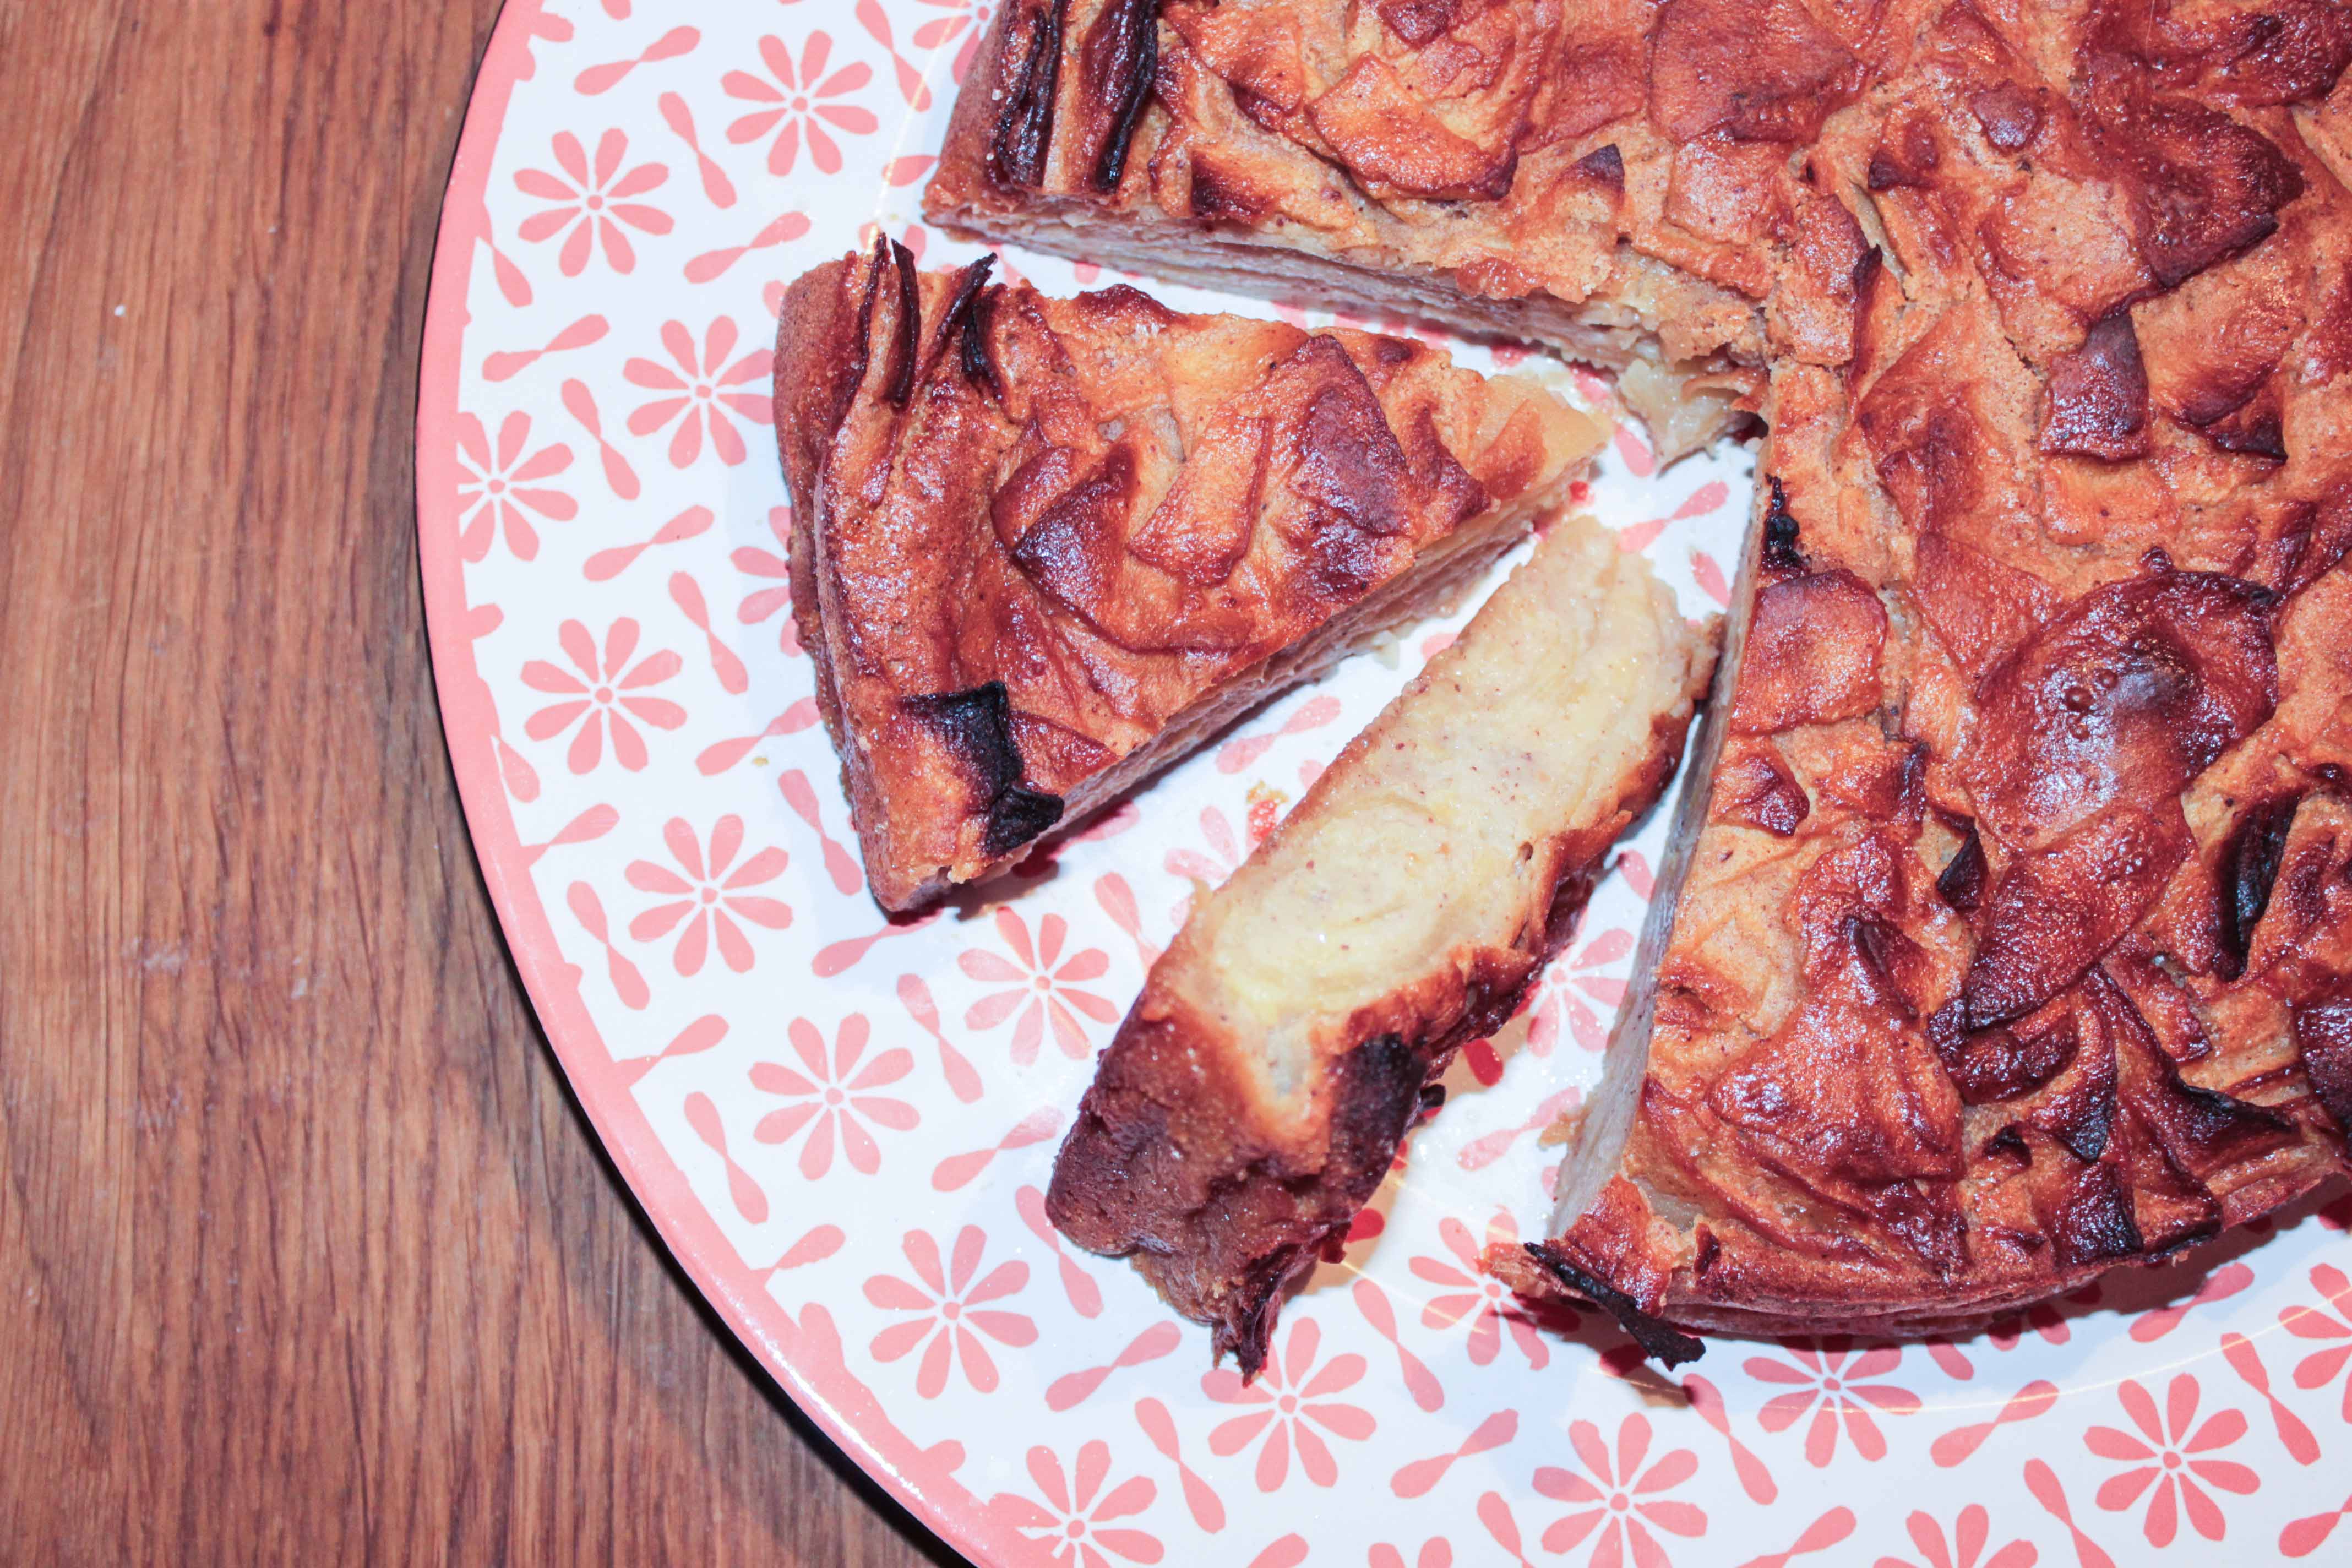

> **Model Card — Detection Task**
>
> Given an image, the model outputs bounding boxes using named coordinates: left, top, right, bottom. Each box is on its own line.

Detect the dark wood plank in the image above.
left=0, top=6, right=958, bottom=1562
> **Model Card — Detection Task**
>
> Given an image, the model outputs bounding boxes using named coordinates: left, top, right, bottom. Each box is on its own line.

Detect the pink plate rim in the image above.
left=416, top=3, right=1027, bottom=1560
left=414, top=8, right=2352, bottom=1565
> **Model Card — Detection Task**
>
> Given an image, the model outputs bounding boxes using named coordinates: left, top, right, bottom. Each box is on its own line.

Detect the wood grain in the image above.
left=0, top=6, right=956, bottom=1562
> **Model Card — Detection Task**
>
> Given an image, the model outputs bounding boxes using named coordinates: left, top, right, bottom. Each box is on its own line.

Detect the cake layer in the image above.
left=777, top=243, right=1599, bottom=908
left=1048, top=513, right=1712, bottom=1372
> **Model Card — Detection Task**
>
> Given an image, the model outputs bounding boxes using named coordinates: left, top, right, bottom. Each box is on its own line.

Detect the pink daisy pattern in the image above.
left=456, top=411, right=576, bottom=562
left=749, top=1014, right=917, bottom=1179
left=1408, top=1211, right=1551, bottom=1370
left=721, top=32, right=879, bottom=177
left=624, top=318, right=772, bottom=468
left=624, top=814, right=792, bottom=975
left=1923, top=1300, right=2076, bottom=1380
left=418, top=6, right=2352, bottom=1560
left=1163, top=804, right=1245, bottom=926
left=1370, top=1543, right=1454, bottom=1568
left=2085, top=1374, right=2259, bottom=1547
left=521, top=617, right=685, bottom=774
left=987, top=1442, right=1164, bottom=1568
left=1531, top=1412, right=1707, bottom=1565
left=910, top=0, right=999, bottom=84
left=1202, top=1317, right=1376, bottom=1491
left=2283, top=1261, right=2352, bottom=1421
left=513, top=129, right=672, bottom=276
left=863, top=1226, right=1036, bottom=1397
left=1744, top=1341, right=1923, bottom=1466
left=731, top=503, right=801, bottom=656
left=957, top=907, right=1119, bottom=1066
left=1871, top=1506, right=2035, bottom=1568
left=1524, top=925, right=1634, bottom=1055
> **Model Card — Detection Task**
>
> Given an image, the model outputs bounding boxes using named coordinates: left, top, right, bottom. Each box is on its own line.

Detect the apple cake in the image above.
left=1048, top=512, right=1713, bottom=1373
left=929, top=0, right=2352, bottom=1352
left=776, top=242, right=1600, bottom=910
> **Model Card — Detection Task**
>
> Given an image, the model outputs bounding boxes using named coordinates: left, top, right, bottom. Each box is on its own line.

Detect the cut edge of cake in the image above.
left=922, top=0, right=1767, bottom=466
left=1048, top=510, right=1716, bottom=1374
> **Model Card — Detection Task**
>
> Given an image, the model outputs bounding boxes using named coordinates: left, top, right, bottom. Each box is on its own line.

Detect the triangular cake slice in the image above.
left=1049, top=512, right=1713, bottom=1372
left=776, top=242, right=1600, bottom=910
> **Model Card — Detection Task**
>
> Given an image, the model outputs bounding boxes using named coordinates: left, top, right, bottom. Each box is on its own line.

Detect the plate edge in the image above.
left=411, top=8, right=1029, bottom=1563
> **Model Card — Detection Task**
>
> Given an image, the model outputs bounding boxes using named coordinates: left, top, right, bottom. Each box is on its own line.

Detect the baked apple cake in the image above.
left=776, top=242, right=1600, bottom=910
left=1049, top=513, right=1712, bottom=1373
left=930, top=0, right=2352, bottom=1353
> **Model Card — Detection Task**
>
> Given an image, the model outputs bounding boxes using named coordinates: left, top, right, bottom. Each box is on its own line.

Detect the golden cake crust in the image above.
left=776, top=243, right=1591, bottom=909
left=1047, top=514, right=1713, bottom=1374
left=929, top=0, right=2352, bottom=1344
left=1530, top=3, right=2352, bottom=1346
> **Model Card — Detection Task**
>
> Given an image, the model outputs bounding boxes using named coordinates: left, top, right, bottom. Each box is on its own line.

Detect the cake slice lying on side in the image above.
left=1049, top=513, right=1713, bottom=1373
left=776, top=242, right=1600, bottom=911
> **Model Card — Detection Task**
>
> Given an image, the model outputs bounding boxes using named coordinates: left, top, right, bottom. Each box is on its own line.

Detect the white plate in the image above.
left=418, top=4, right=2352, bottom=1563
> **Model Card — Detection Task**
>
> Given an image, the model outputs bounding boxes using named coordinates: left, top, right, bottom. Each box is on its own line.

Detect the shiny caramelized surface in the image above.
left=779, top=248, right=1593, bottom=907
left=1560, top=2, right=2352, bottom=1322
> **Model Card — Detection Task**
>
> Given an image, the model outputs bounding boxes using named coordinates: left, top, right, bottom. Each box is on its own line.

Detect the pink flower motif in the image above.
left=1164, top=805, right=1244, bottom=927
left=1532, top=1412, right=1707, bottom=1565
left=1408, top=1210, right=1550, bottom=1370
left=2283, top=1261, right=2352, bottom=1422
left=522, top=617, right=685, bottom=773
left=749, top=1014, right=915, bottom=1179
left=911, top=0, right=999, bottom=83
left=1926, top=1300, right=2074, bottom=1378
left=514, top=129, right=672, bottom=276
left=987, top=1442, right=1163, bottom=1568
left=625, top=815, right=792, bottom=975
left=624, top=318, right=772, bottom=468
left=958, top=908, right=1119, bottom=1065
left=863, top=1226, right=1036, bottom=1397
left=1524, top=926, right=1633, bottom=1055
left=1871, top=1505, right=2035, bottom=1568
left=1745, top=1340, right=1921, bottom=1466
left=1370, top=1543, right=1453, bottom=1568
left=731, top=503, right=801, bottom=655
left=2085, top=1373, right=2258, bottom=1546
left=1989, top=1300, right=2076, bottom=1347
left=722, top=32, right=879, bottom=176
left=1202, top=1317, right=1375, bottom=1491
left=455, top=412, right=575, bottom=562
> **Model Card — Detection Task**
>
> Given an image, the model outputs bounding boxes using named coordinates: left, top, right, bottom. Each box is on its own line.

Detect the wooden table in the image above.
left=1, top=7, right=954, bottom=1562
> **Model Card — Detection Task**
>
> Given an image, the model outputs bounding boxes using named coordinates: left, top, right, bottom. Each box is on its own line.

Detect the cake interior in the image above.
left=1174, top=513, right=1710, bottom=1115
